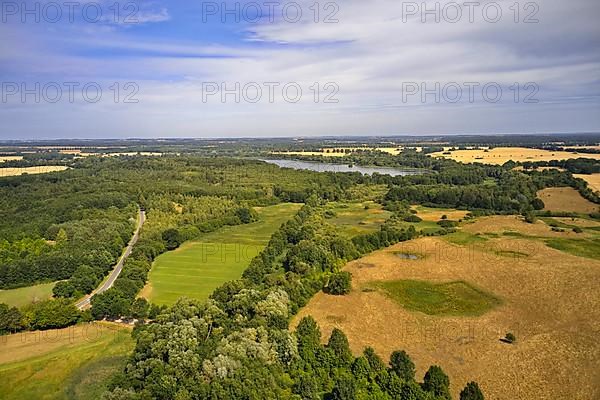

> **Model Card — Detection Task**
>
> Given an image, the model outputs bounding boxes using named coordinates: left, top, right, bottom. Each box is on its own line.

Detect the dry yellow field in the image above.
left=0, top=156, right=23, bottom=163
left=430, top=147, right=600, bottom=165
left=574, top=173, right=600, bottom=193
left=292, top=220, right=600, bottom=399
left=412, top=206, right=469, bottom=222
left=537, top=187, right=599, bottom=213
left=0, top=166, right=69, bottom=177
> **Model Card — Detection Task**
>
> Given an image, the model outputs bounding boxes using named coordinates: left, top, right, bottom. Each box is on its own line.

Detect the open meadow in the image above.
left=0, top=282, right=56, bottom=308
left=574, top=173, right=600, bottom=193
left=430, top=147, right=600, bottom=164
left=142, top=203, right=301, bottom=305
left=0, top=323, right=133, bottom=400
left=292, top=214, right=600, bottom=400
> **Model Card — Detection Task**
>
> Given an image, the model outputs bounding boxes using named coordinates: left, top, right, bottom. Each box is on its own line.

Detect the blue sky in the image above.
left=1, top=0, right=599, bottom=139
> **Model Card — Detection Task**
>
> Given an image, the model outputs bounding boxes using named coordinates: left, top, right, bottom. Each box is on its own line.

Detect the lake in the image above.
left=263, top=159, right=423, bottom=177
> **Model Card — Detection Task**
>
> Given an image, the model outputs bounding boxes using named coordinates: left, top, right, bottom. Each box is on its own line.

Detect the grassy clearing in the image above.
left=545, top=238, right=600, bottom=260
left=0, top=323, right=133, bottom=400
left=145, top=203, right=301, bottom=305
left=374, top=280, right=501, bottom=317
left=443, top=231, right=488, bottom=245
left=538, top=187, right=599, bottom=213
left=324, top=201, right=392, bottom=238
left=0, top=282, right=56, bottom=308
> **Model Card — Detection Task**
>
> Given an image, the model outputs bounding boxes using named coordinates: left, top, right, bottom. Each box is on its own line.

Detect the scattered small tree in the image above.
left=460, top=381, right=485, bottom=400
left=423, top=365, right=451, bottom=400
left=390, top=350, right=415, bottom=381
left=325, top=271, right=352, bottom=295
left=504, top=332, right=516, bottom=344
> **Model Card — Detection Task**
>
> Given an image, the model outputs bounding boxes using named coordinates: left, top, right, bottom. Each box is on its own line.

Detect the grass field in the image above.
left=0, top=282, right=56, bottom=308
left=143, top=203, right=301, bottom=305
left=271, top=147, right=403, bottom=157
left=0, top=166, right=69, bottom=177
left=430, top=147, right=600, bottom=165
left=325, top=201, right=392, bottom=238
left=0, top=323, right=133, bottom=400
left=292, top=214, right=600, bottom=399
left=373, top=280, right=501, bottom=316
left=574, top=173, right=600, bottom=193
left=537, top=187, right=599, bottom=213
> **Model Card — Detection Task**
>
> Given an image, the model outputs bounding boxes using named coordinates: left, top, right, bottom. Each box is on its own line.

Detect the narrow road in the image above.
left=76, top=208, right=146, bottom=310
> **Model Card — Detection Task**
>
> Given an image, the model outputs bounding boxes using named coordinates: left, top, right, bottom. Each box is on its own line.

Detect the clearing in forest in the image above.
left=292, top=215, right=600, bottom=400
left=537, top=187, right=599, bottom=213
left=0, top=282, right=56, bottom=308
left=143, top=203, right=301, bottom=305
left=324, top=201, right=392, bottom=238
left=0, top=323, right=133, bottom=400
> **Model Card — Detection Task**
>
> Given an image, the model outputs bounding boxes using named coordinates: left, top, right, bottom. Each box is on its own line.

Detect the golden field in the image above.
left=0, top=166, right=69, bottom=177
left=292, top=215, right=600, bottom=400
left=430, top=147, right=600, bottom=165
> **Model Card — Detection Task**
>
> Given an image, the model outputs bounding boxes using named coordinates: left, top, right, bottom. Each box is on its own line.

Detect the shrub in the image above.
left=504, top=332, right=516, bottom=343
left=460, top=381, right=485, bottom=400
left=325, top=271, right=352, bottom=295
left=573, top=226, right=583, bottom=233
left=403, top=214, right=422, bottom=223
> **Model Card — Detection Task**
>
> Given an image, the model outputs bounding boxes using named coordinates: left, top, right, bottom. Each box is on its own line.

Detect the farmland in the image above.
left=430, top=146, right=600, bottom=164
left=0, top=282, right=56, bottom=308
left=292, top=214, right=600, bottom=400
left=142, top=203, right=301, bottom=305
left=0, top=166, right=69, bottom=177
left=574, top=173, right=600, bottom=192
left=537, top=187, right=599, bottom=213
left=324, top=201, right=393, bottom=238
left=0, top=323, right=133, bottom=400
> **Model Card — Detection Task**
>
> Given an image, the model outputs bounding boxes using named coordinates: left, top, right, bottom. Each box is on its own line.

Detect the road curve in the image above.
left=76, top=208, right=146, bottom=310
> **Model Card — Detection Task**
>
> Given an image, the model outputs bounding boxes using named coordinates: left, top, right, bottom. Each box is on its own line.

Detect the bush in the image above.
left=460, top=381, right=485, bottom=400
left=325, top=272, right=352, bottom=295
left=437, top=220, right=457, bottom=228
left=504, top=332, right=516, bottom=343
left=573, top=226, right=583, bottom=233
left=403, top=214, right=422, bottom=223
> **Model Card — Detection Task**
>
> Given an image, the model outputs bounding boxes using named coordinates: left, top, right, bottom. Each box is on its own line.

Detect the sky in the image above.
left=0, top=0, right=599, bottom=139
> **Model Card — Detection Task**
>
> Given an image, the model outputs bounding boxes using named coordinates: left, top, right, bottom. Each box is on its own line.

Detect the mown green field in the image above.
left=0, top=282, right=56, bottom=308
left=375, top=280, right=501, bottom=317
left=0, top=323, right=133, bottom=400
left=145, top=203, right=301, bottom=305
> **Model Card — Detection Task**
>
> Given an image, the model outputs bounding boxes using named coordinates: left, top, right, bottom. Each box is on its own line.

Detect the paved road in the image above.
left=76, top=209, right=146, bottom=310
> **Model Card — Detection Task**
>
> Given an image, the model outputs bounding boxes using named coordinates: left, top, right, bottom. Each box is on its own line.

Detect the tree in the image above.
left=53, top=281, right=76, bottom=298
left=423, top=365, right=451, bottom=400
left=504, top=332, right=516, bottom=344
left=327, top=328, right=353, bottom=366
left=331, top=374, right=356, bottom=400
left=24, top=299, right=80, bottom=330
left=162, top=228, right=182, bottom=250
left=325, top=271, right=352, bottom=295
left=0, top=303, right=23, bottom=334
left=460, top=381, right=484, bottom=400
left=294, top=374, right=319, bottom=400
left=390, top=350, right=415, bottom=381
left=131, top=298, right=149, bottom=319
left=363, top=347, right=386, bottom=373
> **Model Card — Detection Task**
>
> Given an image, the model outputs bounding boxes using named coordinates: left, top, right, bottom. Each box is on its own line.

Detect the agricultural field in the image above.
left=537, top=187, right=599, bottom=213
left=0, top=323, right=133, bottom=400
left=574, top=173, right=600, bottom=193
left=0, top=166, right=69, bottom=177
left=0, top=283, right=56, bottom=308
left=142, top=203, right=301, bottom=305
left=430, top=146, right=600, bottom=164
left=323, top=201, right=393, bottom=238
left=0, top=156, right=23, bottom=163
left=271, top=147, right=407, bottom=157
left=292, top=214, right=600, bottom=400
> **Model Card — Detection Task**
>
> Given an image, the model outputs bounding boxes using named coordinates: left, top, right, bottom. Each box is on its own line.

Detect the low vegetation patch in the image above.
left=375, top=280, right=501, bottom=316
left=545, top=237, right=600, bottom=260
